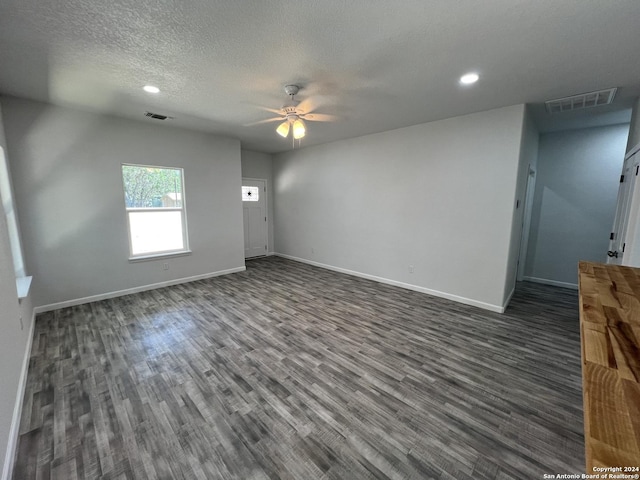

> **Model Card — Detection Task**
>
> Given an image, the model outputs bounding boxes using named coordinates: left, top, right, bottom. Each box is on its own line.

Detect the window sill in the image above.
left=16, top=276, right=33, bottom=300
left=128, top=250, right=192, bottom=263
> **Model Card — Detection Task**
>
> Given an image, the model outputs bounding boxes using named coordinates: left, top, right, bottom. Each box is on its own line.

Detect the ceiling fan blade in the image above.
left=297, top=95, right=335, bottom=114
left=257, top=106, right=284, bottom=115
left=243, top=117, right=283, bottom=126
left=296, top=97, right=321, bottom=114
left=301, top=113, right=339, bottom=122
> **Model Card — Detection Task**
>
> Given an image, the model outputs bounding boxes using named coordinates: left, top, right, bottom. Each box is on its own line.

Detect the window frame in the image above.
left=0, top=146, right=32, bottom=299
left=121, top=163, right=191, bottom=261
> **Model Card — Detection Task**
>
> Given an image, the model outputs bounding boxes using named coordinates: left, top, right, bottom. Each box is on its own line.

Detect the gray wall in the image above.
left=503, top=109, right=539, bottom=300
left=2, top=96, right=245, bottom=308
left=273, top=104, right=526, bottom=311
left=241, top=150, right=274, bottom=254
left=525, top=124, right=629, bottom=287
left=0, top=101, right=34, bottom=478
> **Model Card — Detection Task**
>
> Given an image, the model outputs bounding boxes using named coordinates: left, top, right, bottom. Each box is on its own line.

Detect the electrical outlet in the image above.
left=311, top=247, right=315, bottom=254
left=408, top=265, right=415, bottom=273
left=163, top=262, right=169, bottom=270
left=19, top=317, right=23, bottom=330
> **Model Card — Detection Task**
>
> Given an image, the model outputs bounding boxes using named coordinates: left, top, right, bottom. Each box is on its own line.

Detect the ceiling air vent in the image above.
left=545, top=88, right=617, bottom=113
left=144, top=111, right=171, bottom=120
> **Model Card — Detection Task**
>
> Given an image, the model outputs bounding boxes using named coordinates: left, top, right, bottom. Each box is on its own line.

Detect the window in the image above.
left=0, top=146, right=31, bottom=299
left=0, top=147, right=25, bottom=276
left=122, top=164, right=189, bottom=258
left=242, top=186, right=259, bottom=202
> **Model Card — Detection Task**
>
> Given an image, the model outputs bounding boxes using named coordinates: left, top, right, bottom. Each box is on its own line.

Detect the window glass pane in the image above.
left=122, top=165, right=182, bottom=208
left=0, top=147, right=25, bottom=277
left=242, top=186, right=259, bottom=202
left=129, top=211, right=184, bottom=255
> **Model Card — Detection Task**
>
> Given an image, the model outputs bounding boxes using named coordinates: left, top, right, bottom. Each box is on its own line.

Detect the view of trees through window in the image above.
left=122, top=165, right=183, bottom=208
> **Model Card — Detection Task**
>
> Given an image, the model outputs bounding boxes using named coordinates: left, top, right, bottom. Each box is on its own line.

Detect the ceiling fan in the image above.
left=247, top=84, right=337, bottom=141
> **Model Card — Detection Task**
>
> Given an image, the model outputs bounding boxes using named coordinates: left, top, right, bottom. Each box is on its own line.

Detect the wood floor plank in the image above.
left=13, top=256, right=584, bottom=479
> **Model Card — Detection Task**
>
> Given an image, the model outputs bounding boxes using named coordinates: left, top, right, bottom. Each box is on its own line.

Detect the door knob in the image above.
left=607, top=250, right=619, bottom=258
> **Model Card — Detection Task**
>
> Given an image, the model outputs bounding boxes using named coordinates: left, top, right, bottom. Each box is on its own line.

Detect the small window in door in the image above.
left=242, top=186, right=259, bottom=201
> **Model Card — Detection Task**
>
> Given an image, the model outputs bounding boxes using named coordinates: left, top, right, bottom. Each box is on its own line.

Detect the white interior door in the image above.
left=242, top=179, right=267, bottom=258
left=608, top=152, right=639, bottom=265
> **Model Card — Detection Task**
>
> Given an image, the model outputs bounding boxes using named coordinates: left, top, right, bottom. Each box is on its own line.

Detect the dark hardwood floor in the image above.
left=13, top=256, right=584, bottom=479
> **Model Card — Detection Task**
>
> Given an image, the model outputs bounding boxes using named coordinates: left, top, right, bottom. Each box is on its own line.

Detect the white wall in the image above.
left=0, top=188, right=25, bottom=480
left=241, top=149, right=274, bottom=254
left=2, top=96, right=245, bottom=308
left=524, top=124, right=629, bottom=287
left=273, top=104, right=526, bottom=311
left=0, top=101, right=35, bottom=479
left=503, top=109, right=539, bottom=301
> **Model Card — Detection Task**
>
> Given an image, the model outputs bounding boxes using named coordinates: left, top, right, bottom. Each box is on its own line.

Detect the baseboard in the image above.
left=275, top=253, right=505, bottom=313
left=522, top=276, right=578, bottom=290
left=34, top=266, right=246, bottom=314
left=2, top=308, right=36, bottom=480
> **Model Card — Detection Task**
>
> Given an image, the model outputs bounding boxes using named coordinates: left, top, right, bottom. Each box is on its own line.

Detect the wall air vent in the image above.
left=545, top=88, right=617, bottom=113
left=144, top=111, right=171, bottom=120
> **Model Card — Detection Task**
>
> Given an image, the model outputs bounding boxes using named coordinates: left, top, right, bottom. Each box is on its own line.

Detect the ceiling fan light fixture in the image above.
left=276, top=121, right=290, bottom=138
left=292, top=118, right=306, bottom=139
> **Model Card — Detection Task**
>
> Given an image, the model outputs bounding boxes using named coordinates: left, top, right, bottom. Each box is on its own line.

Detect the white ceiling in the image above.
left=0, top=0, right=639, bottom=153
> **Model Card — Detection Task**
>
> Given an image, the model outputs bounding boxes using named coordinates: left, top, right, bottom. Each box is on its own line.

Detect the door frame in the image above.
left=609, top=151, right=640, bottom=265
left=242, top=177, right=269, bottom=257
left=516, top=165, right=537, bottom=281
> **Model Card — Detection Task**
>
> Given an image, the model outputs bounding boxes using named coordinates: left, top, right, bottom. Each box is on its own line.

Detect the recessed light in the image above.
left=143, top=85, right=160, bottom=94
left=459, top=73, right=479, bottom=85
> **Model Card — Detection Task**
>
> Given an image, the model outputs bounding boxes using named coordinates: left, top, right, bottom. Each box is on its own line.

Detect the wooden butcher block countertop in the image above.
left=578, top=261, right=640, bottom=472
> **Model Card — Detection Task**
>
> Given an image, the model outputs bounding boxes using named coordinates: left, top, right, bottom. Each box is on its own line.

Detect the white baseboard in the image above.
left=2, top=308, right=36, bottom=480
left=275, top=253, right=505, bottom=313
left=522, top=276, right=578, bottom=290
left=34, top=266, right=246, bottom=314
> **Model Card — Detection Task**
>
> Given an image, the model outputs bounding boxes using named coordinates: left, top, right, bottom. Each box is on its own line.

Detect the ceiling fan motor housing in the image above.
left=280, top=105, right=301, bottom=123
left=284, top=84, right=300, bottom=96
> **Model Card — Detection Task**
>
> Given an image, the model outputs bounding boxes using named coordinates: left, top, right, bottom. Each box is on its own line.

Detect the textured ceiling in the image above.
left=0, top=0, right=639, bottom=153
